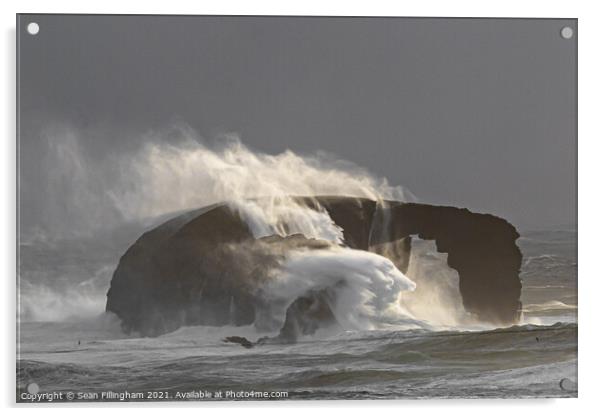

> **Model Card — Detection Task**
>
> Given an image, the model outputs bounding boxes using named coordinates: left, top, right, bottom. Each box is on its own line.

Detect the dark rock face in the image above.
left=223, top=336, right=254, bottom=349
left=106, top=196, right=522, bottom=336
left=224, top=288, right=340, bottom=348
left=389, top=204, right=522, bottom=324
left=316, top=197, right=522, bottom=324
left=276, top=287, right=340, bottom=343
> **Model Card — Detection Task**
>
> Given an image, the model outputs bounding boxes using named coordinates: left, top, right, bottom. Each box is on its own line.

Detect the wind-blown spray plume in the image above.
left=24, top=123, right=413, bottom=240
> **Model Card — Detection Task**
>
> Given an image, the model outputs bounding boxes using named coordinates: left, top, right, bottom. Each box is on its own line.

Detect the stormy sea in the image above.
left=16, top=136, right=577, bottom=401
left=17, top=226, right=577, bottom=401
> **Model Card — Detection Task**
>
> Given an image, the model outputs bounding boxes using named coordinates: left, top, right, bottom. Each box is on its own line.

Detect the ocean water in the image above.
left=16, top=228, right=577, bottom=401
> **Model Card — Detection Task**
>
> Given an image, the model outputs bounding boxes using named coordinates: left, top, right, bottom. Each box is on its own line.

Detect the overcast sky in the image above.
left=18, top=15, right=576, bottom=233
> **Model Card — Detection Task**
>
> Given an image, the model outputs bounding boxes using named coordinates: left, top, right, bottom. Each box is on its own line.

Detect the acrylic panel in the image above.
left=16, top=15, right=577, bottom=402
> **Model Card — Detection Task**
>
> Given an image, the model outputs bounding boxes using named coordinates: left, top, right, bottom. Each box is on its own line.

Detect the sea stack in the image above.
left=106, top=196, right=522, bottom=337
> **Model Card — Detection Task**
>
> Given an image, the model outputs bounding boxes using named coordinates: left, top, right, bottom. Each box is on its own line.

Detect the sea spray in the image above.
left=228, top=197, right=344, bottom=243
left=19, top=279, right=107, bottom=322
left=25, top=123, right=412, bottom=241
left=402, top=239, right=474, bottom=327
left=256, top=247, right=418, bottom=332
left=222, top=191, right=420, bottom=331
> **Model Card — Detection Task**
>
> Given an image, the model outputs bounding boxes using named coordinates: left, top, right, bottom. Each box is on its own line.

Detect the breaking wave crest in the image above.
left=259, top=247, right=418, bottom=332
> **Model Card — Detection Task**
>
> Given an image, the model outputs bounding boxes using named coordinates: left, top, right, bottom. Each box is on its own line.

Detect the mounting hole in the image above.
left=27, top=383, right=40, bottom=394
left=559, top=378, right=577, bottom=392
left=27, top=22, right=40, bottom=35
left=560, top=26, right=573, bottom=40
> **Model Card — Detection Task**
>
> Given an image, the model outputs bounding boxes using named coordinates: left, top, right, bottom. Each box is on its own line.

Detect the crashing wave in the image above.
left=106, top=196, right=523, bottom=339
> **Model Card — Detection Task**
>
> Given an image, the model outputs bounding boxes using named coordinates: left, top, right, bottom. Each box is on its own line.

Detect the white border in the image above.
left=2, top=1, right=600, bottom=414
left=0, top=0, right=589, bottom=17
